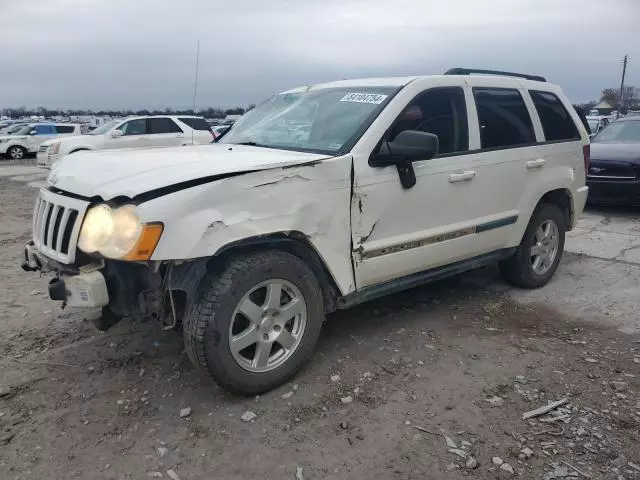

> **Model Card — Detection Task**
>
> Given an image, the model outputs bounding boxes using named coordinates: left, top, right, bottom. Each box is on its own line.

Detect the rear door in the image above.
left=147, top=117, right=185, bottom=147
left=54, top=125, right=78, bottom=138
left=462, top=79, right=543, bottom=249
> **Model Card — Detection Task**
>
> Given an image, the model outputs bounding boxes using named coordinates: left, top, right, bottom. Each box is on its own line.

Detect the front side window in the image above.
left=219, top=86, right=396, bottom=154
left=117, top=119, right=147, bottom=136
left=34, top=125, right=54, bottom=135
left=473, top=88, right=535, bottom=149
left=384, top=86, right=469, bottom=156
left=529, top=91, right=580, bottom=141
left=149, top=118, right=183, bottom=134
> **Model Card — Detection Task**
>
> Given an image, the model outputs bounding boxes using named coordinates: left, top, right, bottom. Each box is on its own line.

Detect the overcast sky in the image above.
left=1, top=0, right=638, bottom=110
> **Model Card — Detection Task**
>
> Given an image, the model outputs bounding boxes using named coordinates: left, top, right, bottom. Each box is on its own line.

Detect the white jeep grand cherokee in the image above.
left=23, top=69, right=589, bottom=395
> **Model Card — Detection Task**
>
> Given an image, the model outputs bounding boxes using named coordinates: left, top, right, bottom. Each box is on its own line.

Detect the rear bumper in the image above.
left=572, top=186, right=589, bottom=228
left=586, top=179, right=640, bottom=206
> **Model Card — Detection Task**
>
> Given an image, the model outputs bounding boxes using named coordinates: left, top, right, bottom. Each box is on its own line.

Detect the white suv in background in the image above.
left=37, top=115, right=214, bottom=167
left=1, top=123, right=81, bottom=160
left=23, top=68, right=589, bottom=395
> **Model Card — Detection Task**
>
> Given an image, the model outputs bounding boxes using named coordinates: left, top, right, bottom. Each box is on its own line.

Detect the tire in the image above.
left=6, top=145, right=27, bottom=160
left=499, top=203, right=566, bottom=289
left=183, top=250, right=324, bottom=395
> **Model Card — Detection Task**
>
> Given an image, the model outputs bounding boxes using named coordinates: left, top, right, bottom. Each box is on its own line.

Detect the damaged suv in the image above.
left=23, top=69, right=589, bottom=395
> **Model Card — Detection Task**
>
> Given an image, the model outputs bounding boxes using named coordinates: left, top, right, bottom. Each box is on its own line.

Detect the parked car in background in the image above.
left=0, top=122, right=29, bottom=135
left=0, top=123, right=82, bottom=160
left=23, top=68, right=589, bottom=395
left=587, top=116, right=640, bottom=205
left=586, top=115, right=610, bottom=136
left=37, top=116, right=214, bottom=167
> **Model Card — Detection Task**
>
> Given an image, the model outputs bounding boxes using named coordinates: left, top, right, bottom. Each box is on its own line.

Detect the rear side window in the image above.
left=473, top=88, right=535, bottom=149
left=178, top=117, right=211, bottom=131
left=149, top=118, right=183, bottom=134
left=529, top=91, right=580, bottom=141
left=55, top=125, right=76, bottom=134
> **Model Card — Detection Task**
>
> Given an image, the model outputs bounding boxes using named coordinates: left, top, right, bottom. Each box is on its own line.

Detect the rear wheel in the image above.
left=6, top=145, right=27, bottom=160
left=499, top=203, right=565, bottom=289
left=183, top=250, right=324, bottom=395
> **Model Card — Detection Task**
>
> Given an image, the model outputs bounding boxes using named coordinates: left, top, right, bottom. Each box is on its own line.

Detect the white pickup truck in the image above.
left=0, top=123, right=81, bottom=160
left=22, top=68, right=589, bottom=395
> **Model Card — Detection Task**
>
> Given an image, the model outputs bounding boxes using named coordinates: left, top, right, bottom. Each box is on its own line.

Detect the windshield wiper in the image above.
left=235, top=141, right=262, bottom=147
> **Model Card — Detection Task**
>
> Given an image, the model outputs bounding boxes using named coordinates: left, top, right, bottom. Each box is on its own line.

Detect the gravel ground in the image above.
left=0, top=167, right=639, bottom=480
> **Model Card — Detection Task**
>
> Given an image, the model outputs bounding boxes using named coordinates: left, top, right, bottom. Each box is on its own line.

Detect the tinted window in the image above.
left=149, top=117, right=183, bottom=134
left=55, top=125, right=76, bottom=134
left=473, top=88, right=535, bottom=148
left=178, top=117, right=210, bottom=131
left=387, top=87, right=468, bottom=156
left=34, top=125, right=55, bottom=135
left=529, top=91, right=580, bottom=141
left=117, top=119, right=147, bottom=135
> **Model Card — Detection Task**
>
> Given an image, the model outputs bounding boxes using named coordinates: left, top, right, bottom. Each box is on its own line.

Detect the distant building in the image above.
left=594, top=101, right=614, bottom=116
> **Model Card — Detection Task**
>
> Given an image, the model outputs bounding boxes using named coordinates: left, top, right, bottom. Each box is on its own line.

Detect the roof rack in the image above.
left=444, top=68, right=546, bottom=82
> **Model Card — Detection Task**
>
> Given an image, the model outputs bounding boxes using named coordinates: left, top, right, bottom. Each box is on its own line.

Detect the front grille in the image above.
left=587, top=161, right=637, bottom=180
left=32, top=190, right=88, bottom=264
left=38, top=145, right=49, bottom=153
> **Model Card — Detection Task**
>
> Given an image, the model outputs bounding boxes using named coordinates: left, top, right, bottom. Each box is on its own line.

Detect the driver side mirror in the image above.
left=111, top=129, right=124, bottom=138
left=370, top=130, right=439, bottom=167
left=29, top=130, right=37, bottom=136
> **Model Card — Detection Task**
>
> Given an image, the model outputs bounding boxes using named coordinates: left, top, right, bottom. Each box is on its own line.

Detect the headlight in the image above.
left=49, top=142, right=61, bottom=154
left=78, top=204, right=163, bottom=260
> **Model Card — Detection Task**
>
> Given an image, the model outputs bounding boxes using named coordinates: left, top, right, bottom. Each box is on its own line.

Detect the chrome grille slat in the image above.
left=56, top=209, right=72, bottom=252
left=38, top=202, right=52, bottom=245
left=46, top=206, right=60, bottom=247
left=32, top=190, right=89, bottom=264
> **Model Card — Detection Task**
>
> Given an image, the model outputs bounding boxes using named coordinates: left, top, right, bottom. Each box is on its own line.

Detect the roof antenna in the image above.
left=191, top=39, right=200, bottom=145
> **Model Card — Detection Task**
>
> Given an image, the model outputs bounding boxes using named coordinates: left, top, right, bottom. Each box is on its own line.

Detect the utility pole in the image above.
left=617, top=54, right=628, bottom=118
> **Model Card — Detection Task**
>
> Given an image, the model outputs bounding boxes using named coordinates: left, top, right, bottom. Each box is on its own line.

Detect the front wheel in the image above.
left=6, top=145, right=27, bottom=160
left=183, top=250, right=324, bottom=395
left=499, top=203, right=566, bottom=289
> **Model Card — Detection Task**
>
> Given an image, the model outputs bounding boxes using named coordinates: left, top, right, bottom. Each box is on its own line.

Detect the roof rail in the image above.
left=444, top=68, right=546, bottom=82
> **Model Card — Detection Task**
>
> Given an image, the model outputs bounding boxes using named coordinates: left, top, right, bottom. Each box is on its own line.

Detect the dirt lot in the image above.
left=0, top=167, right=639, bottom=480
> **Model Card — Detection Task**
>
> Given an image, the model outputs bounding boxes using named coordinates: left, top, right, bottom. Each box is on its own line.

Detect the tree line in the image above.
left=574, top=85, right=639, bottom=113
left=1, top=105, right=256, bottom=119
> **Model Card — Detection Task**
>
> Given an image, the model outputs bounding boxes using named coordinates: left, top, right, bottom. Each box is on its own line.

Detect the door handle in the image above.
left=527, top=159, right=546, bottom=169
left=176, top=134, right=184, bottom=138
left=449, top=170, right=476, bottom=183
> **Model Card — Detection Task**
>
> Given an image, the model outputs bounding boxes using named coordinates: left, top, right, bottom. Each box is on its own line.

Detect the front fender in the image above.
left=136, top=158, right=356, bottom=295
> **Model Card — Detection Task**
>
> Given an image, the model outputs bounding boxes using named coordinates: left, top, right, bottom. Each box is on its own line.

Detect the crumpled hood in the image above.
left=590, top=142, right=640, bottom=164
left=48, top=143, right=331, bottom=200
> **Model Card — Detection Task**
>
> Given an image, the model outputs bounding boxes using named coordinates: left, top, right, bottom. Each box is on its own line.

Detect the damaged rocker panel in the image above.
left=357, top=215, right=518, bottom=260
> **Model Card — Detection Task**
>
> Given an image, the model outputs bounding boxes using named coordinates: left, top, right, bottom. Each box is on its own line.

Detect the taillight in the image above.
left=210, top=130, right=216, bottom=143
left=582, top=144, right=590, bottom=180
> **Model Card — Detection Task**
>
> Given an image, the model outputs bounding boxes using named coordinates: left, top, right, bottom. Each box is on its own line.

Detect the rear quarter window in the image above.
left=178, top=117, right=211, bottom=131
left=54, top=125, right=76, bottom=134
left=529, top=91, right=580, bottom=141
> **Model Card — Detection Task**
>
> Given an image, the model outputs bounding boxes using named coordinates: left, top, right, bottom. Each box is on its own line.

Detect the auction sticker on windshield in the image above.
left=340, top=93, right=388, bottom=104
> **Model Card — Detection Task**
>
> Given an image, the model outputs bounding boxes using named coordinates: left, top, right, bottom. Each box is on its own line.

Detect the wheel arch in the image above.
left=210, top=232, right=342, bottom=313
left=536, top=188, right=574, bottom=230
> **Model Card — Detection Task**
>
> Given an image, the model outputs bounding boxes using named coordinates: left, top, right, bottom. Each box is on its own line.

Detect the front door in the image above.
left=351, top=83, right=491, bottom=288
left=106, top=118, right=150, bottom=149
